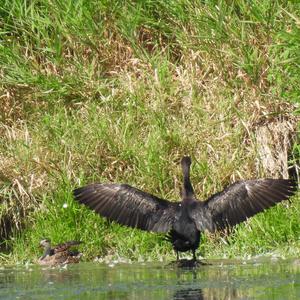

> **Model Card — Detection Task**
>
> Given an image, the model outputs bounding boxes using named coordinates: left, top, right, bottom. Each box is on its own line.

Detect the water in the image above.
left=0, top=258, right=299, bottom=299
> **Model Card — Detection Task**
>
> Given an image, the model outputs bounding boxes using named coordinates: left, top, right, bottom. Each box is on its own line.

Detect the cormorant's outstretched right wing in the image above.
left=191, top=179, right=297, bottom=232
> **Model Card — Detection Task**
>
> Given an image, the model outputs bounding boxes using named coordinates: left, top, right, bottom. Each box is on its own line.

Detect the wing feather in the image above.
left=54, top=241, right=82, bottom=253
left=73, top=183, right=178, bottom=233
left=191, top=179, right=297, bottom=232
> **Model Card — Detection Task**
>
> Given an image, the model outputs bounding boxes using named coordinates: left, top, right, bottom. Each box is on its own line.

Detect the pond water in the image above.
left=0, top=257, right=299, bottom=299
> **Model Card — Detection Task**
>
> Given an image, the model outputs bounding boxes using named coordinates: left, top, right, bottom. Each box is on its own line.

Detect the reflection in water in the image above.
left=173, top=288, right=204, bottom=300
left=0, top=258, right=299, bottom=299
left=173, top=268, right=204, bottom=300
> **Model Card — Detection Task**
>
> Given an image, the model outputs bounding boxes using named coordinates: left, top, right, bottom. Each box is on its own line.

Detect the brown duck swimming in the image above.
left=38, top=239, right=82, bottom=266
left=73, top=156, right=297, bottom=261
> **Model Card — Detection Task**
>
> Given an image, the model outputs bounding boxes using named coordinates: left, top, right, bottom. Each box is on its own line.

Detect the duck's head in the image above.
left=39, top=238, right=51, bottom=249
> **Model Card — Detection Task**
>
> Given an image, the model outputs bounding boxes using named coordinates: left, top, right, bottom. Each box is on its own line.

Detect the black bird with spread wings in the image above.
left=73, top=157, right=297, bottom=261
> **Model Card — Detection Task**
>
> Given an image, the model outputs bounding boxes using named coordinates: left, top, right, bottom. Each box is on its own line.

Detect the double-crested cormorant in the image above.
left=38, top=239, right=82, bottom=266
left=73, top=157, right=297, bottom=261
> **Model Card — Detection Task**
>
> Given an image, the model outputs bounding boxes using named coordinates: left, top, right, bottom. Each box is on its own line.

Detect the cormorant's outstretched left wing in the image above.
left=74, top=183, right=179, bottom=233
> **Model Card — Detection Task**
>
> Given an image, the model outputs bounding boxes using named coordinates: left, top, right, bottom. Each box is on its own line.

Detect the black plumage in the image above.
left=73, top=156, right=297, bottom=261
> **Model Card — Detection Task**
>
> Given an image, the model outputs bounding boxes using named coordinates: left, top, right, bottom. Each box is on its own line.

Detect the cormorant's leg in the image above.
left=192, top=249, right=196, bottom=261
left=176, top=251, right=179, bottom=262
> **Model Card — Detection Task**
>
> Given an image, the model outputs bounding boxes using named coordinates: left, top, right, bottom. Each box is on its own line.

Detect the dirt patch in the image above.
left=255, top=117, right=298, bottom=178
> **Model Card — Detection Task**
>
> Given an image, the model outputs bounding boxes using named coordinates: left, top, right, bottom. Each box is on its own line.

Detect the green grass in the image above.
left=0, top=0, right=299, bottom=264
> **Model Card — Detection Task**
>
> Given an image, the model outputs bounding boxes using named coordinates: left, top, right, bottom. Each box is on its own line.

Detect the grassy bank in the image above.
left=0, top=0, right=299, bottom=264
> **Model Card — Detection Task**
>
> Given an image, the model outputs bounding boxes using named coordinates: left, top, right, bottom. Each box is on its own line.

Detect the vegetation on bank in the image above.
left=0, top=0, right=299, bottom=264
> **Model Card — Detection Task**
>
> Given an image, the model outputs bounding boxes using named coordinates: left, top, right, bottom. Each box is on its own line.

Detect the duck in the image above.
left=38, top=239, right=82, bottom=266
left=73, top=156, right=297, bottom=261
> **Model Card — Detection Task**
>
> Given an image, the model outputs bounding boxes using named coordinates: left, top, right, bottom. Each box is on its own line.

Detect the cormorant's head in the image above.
left=181, top=156, right=191, bottom=168
left=180, top=156, right=195, bottom=200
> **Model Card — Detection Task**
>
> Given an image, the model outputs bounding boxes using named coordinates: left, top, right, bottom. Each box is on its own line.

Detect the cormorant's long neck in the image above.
left=181, top=157, right=195, bottom=200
